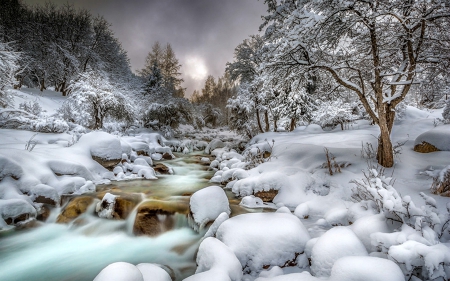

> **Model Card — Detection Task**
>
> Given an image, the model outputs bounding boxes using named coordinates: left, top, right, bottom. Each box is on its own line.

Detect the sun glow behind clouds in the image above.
left=185, top=56, right=208, bottom=81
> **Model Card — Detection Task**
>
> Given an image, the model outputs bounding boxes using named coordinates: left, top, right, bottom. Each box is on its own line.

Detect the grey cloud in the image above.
left=23, top=0, right=267, bottom=96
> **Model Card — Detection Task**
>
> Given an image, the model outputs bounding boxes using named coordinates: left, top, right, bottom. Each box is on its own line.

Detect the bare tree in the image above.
left=261, top=0, right=450, bottom=167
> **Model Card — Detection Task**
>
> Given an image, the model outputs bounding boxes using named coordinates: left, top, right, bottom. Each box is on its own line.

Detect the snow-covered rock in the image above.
left=183, top=237, right=242, bottom=281
left=96, top=193, right=116, bottom=219
left=349, top=214, right=390, bottom=252
left=77, top=132, right=122, bottom=168
left=330, top=256, right=404, bottom=281
left=414, top=125, right=450, bottom=152
left=216, top=212, right=310, bottom=273
left=94, top=262, right=143, bottom=281
left=204, top=212, right=229, bottom=238
left=189, top=186, right=230, bottom=231
left=0, top=198, right=36, bottom=224
left=240, top=195, right=264, bottom=208
left=310, top=226, right=368, bottom=277
left=205, top=139, right=226, bottom=154
left=136, top=263, right=171, bottom=281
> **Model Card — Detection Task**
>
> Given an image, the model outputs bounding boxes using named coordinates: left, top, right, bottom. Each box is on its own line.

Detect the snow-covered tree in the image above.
left=63, top=71, right=134, bottom=129
left=313, top=100, right=357, bottom=130
left=0, top=40, right=20, bottom=108
left=261, top=0, right=450, bottom=167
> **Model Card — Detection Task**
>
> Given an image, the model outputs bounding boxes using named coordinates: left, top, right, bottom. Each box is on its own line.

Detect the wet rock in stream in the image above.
left=56, top=196, right=95, bottom=223
left=133, top=200, right=189, bottom=236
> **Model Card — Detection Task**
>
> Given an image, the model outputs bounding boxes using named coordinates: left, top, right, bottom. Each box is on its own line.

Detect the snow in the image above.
left=216, top=212, right=310, bottom=273
left=136, top=263, right=172, bottom=281
left=78, top=131, right=122, bottom=160
left=189, top=186, right=230, bottom=231
left=0, top=198, right=36, bottom=222
left=310, top=226, right=368, bottom=277
left=96, top=192, right=116, bottom=219
left=183, top=237, right=242, bottom=281
left=330, top=256, right=404, bottom=281
left=93, top=262, right=143, bottom=281
left=414, top=125, right=450, bottom=151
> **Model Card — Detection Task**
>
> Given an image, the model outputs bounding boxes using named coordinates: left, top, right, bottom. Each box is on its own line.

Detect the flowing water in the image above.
left=0, top=153, right=261, bottom=281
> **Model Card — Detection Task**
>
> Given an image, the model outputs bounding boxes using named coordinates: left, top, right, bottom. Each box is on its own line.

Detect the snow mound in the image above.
left=77, top=131, right=122, bottom=160
left=349, top=214, right=390, bottom=252
left=94, top=262, right=143, bottom=281
left=240, top=195, right=264, bottom=208
left=136, top=263, right=172, bottom=281
left=330, top=256, right=404, bottom=281
left=414, top=125, right=450, bottom=151
left=183, top=237, right=242, bottom=281
left=232, top=172, right=291, bottom=197
left=216, top=212, right=310, bottom=273
left=204, top=212, right=229, bottom=238
left=310, top=226, right=368, bottom=277
left=0, top=199, right=36, bottom=223
left=255, top=271, right=319, bottom=281
left=0, top=156, right=23, bottom=180
left=189, top=186, right=230, bottom=231
left=205, top=139, right=226, bottom=154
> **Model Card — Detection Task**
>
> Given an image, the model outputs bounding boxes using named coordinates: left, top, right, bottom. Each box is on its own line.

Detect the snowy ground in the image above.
left=0, top=88, right=449, bottom=281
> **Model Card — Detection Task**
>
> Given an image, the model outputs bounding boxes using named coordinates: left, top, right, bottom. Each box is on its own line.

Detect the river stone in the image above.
left=34, top=195, right=58, bottom=206
left=56, top=196, right=94, bottom=223
left=414, top=141, right=440, bottom=153
left=133, top=200, right=189, bottom=236
left=36, top=204, right=51, bottom=222
left=162, top=152, right=173, bottom=160
left=92, top=156, right=121, bottom=169
left=254, top=189, right=278, bottom=202
left=153, top=163, right=171, bottom=174
left=96, top=192, right=141, bottom=220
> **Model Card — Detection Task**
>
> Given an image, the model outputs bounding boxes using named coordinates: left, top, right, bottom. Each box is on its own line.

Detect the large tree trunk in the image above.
left=273, top=117, right=278, bottom=132
left=376, top=106, right=395, bottom=167
left=289, top=118, right=296, bottom=132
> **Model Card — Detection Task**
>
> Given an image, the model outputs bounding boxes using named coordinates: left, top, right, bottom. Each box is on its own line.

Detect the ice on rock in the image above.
left=94, top=262, right=144, bottom=281
left=96, top=192, right=116, bottom=219
left=183, top=237, right=242, bottom=281
left=136, top=263, right=172, bottom=281
left=216, top=212, right=310, bottom=273
left=310, top=226, right=368, bottom=277
left=330, top=256, right=404, bottom=281
left=189, top=186, right=230, bottom=231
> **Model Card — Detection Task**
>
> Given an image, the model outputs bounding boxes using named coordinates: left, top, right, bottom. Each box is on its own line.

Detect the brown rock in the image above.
left=162, top=152, right=173, bottom=160
left=114, top=196, right=140, bottom=219
left=4, top=213, right=30, bottom=225
left=133, top=200, right=189, bottom=236
left=56, top=196, right=94, bottom=223
left=136, top=150, right=149, bottom=156
left=414, top=141, right=440, bottom=153
left=154, top=163, right=171, bottom=174
left=263, top=151, right=271, bottom=159
left=254, top=189, right=278, bottom=202
left=92, top=156, right=121, bottom=169
left=34, top=195, right=57, bottom=206
left=37, top=205, right=51, bottom=222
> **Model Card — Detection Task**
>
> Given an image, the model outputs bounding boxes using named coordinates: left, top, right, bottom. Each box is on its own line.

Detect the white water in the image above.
left=0, top=211, right=202, bottom=281
left=0, top=154, right=213, bottom=281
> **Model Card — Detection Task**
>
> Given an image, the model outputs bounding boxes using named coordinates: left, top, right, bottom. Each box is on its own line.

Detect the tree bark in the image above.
left=256, top=110, right=264, bottom=133
left=289, top=118, right=296, bottom=132
left=264, top=110, right=270, bottom=132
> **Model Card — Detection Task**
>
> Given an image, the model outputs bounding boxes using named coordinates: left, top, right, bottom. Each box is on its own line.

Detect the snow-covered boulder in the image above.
left=96, top=193, right=116, bottom=219
left=349, top=214, right=390, bottom=252
left=255, top=271, right=319, bottom=281
left=189, top=186, right=230, bottom=231
left=204, top=212, right=229, bottom=238
left=414, top=125, right=450, bottom=152
left=94, top=262, right=143, bottom=281
left=240, top=195, right=264, bottom=208
left=216, top=212, right=310, bottom=273
left=330, top=256, right=404, bottom=281
left=136, top=263, right=172, bottom=281
left=310, top=226, right=368, bottom=277
left=77, top=132, right=122, bottom=168
left=205, top=139, right=226, bottom=154
left=0, top=199, right=36, bottom=224
left=184, top=237, right=242, bottom=281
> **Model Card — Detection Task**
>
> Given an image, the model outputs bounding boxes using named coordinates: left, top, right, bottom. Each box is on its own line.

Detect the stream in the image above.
left=0, top=152, right=264, bottom=281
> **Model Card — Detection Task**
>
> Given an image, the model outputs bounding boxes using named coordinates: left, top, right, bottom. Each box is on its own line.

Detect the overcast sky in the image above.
left=23, top=0, right=267, bottom=96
